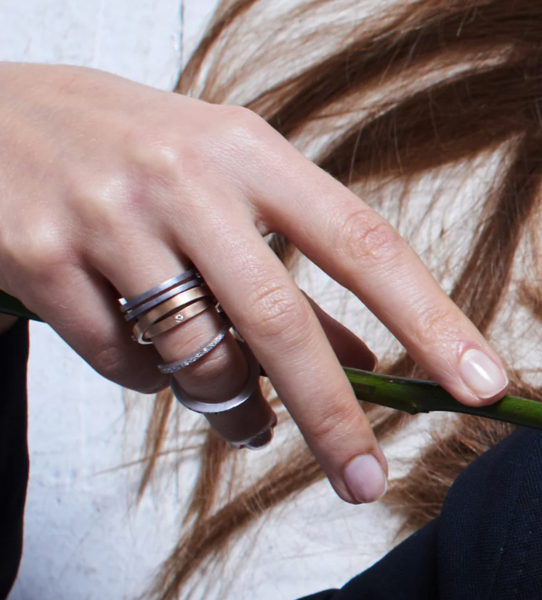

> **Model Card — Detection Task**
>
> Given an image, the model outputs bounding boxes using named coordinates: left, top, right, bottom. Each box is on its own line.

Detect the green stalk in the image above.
left=1, top=289, right=541, bottom=430
left=0, top=290, right=43, bottom=322
left=345, top=367, right=542, bottom=430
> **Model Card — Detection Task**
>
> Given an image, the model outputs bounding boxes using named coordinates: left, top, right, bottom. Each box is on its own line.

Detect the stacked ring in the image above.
left=119, top=269, right=198, bottom=314
left=138, top=297, right=215, bottom=343
left=132, top=287, right=213, bottom=344
left=117, top=267, right=277, bottom=450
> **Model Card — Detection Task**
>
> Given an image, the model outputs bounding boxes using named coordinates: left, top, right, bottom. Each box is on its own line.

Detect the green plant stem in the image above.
left=345, top=367, right=542, bottom=431
left=0, top=290, right=43, bottom=321
left=1, top=289, right=541, bottom=431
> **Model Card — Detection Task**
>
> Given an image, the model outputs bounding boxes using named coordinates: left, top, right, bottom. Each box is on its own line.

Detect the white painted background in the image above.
left=0, top=2, right=432, bottom=599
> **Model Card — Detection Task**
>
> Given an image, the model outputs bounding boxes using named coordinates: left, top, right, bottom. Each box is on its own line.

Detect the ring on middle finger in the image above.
left=118, top=269, right=278, bottom=449
left=138, top=297, right=215, bottom=343
left=131, top=286, right=214, bottom=344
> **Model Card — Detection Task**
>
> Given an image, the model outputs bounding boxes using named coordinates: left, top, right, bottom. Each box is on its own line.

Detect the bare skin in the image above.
left=0, top=62, right=509, bottom=504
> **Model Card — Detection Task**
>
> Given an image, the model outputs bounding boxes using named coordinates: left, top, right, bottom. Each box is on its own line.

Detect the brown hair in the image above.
left=127, top=0, right=542, bottom=597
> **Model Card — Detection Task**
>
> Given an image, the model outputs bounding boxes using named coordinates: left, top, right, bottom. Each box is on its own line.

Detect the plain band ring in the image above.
left=170, top=340, right=260, bottom=413
left=123, top=276, right=204, bottom=323
left=132, top=285, right=213, bottom=342
left=118, top=268, right=197, bottom=313
left=134, top=298, right=215, bottom=344
left=157, top=320, right=230, bottom=374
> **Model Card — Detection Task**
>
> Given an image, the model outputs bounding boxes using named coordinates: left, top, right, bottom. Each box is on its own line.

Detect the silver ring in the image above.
left=118, top=268, right=197, bottom=313
left=170, top=340, right=260, bottom=413
left=123, top=277, right=204, bottom=323
left=157, top=320, right=230, bottom=374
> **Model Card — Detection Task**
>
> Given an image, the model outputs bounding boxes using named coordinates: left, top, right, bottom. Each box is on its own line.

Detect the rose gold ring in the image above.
left=131, top=285, right=214, bottom=344
left=134, top=297, right=215, bottom=344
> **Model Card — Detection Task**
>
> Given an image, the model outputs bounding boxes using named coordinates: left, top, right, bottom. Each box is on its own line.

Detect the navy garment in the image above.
left=300, top=426, right=542, bottom=600
left=0, top=319, right=29, bottom=599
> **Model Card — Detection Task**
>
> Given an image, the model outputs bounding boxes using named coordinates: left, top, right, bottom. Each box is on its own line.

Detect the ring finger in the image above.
left=86, top=234, right=278, bottom=449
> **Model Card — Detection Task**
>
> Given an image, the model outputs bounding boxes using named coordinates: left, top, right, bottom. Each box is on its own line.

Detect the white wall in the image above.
left=0, top=2, right=427, bottom=599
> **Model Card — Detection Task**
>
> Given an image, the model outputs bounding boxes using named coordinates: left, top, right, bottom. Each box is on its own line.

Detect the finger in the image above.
left=302, top=291, right=377, bottom=371
left=248, top=132, right=509, bottom=406
left=12, top=261, right=169, bottom=394
left=172, top=203, right=388, bottom=504
left=84, top=233, right=276, bottom=448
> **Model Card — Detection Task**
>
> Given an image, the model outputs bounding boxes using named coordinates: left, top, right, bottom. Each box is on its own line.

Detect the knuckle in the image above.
left=66, top=167, right=129, bottom=231
left=129, top=136, right=186, bottom=192
left=92, top=339, right=129, bottom=381
left=174, top=104, right=277, bottom=194
left=218, top=105, right=265, bottom=138
left=245, top=282, right=311, bottom=346
left=213, top=105, right=271, bottom=160
left=336, top=208, right=404, bottom=268
left=8, top=220, right=70, bottom=278
left=84, top=332, right=166, bottom=394
left=127, top=130, right=217, bottom=200
left=411, top=302, right=461, bottom=344
left=311, top=398, right=364, bottom=443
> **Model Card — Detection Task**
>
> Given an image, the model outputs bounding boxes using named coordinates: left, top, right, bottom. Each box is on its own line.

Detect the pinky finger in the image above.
left=17, top=263, right=169, bottom=394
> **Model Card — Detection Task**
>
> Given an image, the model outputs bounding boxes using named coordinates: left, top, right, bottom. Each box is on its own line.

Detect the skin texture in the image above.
left=0, top=62, right=509, bottom=504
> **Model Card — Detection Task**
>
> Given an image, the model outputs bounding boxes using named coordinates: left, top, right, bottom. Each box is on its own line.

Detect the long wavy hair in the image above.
left=125, top=0, right=542, bottom=597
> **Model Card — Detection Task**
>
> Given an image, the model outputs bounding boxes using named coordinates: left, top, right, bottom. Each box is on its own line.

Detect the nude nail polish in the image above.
left=459, top=348, right=508, bottom=399
left=343, top=454, right=388, bottom=503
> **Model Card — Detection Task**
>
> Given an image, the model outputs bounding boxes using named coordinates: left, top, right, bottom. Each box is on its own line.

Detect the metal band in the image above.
left=123, top=276, right=204, bottom=323
left=170, top=340, right=260, bottom=414
left=157, top=321, right=230, bottom=374
left=131, top=286, right=213, bottom=342
left=118, top=268, right=197, bottom=313
left=134, top=298, right=215, bottom=344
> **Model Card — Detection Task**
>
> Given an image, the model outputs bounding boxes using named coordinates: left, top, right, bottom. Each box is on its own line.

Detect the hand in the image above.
left=0, top=62, right=509, bottom=504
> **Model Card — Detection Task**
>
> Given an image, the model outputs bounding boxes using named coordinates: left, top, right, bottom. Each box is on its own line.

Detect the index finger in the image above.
left=252, top=132, right=509, bottom=407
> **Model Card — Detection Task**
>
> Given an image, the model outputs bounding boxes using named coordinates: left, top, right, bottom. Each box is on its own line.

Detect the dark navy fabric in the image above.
left=299, top=427, right=542, bottom=600
left=0, top=319, right=29, bottom=600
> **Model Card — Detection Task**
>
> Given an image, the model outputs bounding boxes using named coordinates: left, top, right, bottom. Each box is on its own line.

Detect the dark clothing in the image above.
left=2, top=320, right=542, bottom=599
left=0, top=319, right=29, bottom=599
left=301, top=426, right=542, bottom=600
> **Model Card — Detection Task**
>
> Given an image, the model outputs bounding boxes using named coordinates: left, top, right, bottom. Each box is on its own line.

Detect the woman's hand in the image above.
left=0, top=62, right=509, bottom=504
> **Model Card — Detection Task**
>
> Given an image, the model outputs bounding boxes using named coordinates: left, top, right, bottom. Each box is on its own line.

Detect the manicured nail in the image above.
left=343, top=454, right=388, bottom=503
left=459, top=348, right=509, bottom=399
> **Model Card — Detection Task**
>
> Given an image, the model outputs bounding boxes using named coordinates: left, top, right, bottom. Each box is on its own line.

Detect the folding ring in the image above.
left=131, top=286, right=213, bottom=342
left=157, top=320, right=230, bottom=374
left=118, top=268, right=197, bottom=313
left=169, top=340, right=260, bottom=414
left=133, top=298, right=215, bottom=344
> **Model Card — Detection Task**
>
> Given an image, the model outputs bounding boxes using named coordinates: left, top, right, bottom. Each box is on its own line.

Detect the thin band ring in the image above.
left=123, top=276, right=203, bottom=323
left=157, top=320, right=230, bottom=374
left=134, top=298, right=215, bottom=344
left=169, top=340, right=260, bottom=413
left=131, top=285, right=212, bottom=342
left=118, top=268, right=197, bottom=313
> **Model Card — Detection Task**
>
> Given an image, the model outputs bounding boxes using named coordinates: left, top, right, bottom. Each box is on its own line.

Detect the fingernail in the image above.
left=343, top=454, right=388, bottom=503
left=459, top=348, right=509, bottom=399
